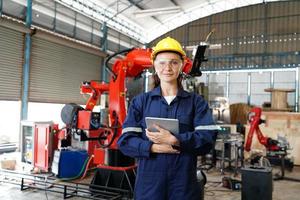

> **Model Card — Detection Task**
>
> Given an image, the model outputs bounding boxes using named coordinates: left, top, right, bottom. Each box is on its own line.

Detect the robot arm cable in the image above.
left=104, top=48, right=134, bottom=80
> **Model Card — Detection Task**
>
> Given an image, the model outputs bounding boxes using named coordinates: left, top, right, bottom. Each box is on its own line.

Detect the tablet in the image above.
left=145, top=117, right=179, bottom=134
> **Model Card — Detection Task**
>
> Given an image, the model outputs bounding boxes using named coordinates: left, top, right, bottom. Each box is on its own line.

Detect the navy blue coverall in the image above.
left=117, top=86, right=218, bottom=200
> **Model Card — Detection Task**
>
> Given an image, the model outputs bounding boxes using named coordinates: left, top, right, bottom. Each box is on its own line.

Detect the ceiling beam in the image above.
left=127, top=0, right=163, bottom=24
left=170, top=0, right=179, bottom=6
left=133, top=6, right=181, bottom=18
left=106, top=0, right=144, bottom=22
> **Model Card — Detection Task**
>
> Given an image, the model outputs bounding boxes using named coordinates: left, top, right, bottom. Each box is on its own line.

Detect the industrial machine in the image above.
left=244, top=107, right=300, bottom=183
left=57, top=44, right=209, bottom=196
left=245, top=107, right=288, bottom=152
left=20, top=121, right=58, bottom=172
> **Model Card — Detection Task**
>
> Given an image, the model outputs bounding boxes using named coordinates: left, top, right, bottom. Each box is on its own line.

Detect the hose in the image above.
left=98, top=113, right=118, bottom=148
left=105, top=48, right=134, bottom=80
left=79, top=156, right=94, bottom=180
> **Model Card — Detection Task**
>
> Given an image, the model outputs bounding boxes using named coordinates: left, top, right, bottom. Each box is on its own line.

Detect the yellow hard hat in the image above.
left=151, top=37, right=186, bottom=61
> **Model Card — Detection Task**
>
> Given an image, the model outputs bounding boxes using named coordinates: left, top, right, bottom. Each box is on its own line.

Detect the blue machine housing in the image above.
left=58, top=149, right=88, bottom=178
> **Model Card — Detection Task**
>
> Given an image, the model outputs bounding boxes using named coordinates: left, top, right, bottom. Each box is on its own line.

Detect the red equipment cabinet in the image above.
left=21, top=121, right=58, bottom=172
left=33, top=122, right=55, bottom=172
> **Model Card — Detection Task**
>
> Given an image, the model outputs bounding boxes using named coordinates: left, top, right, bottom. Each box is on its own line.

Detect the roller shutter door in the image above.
left=0, top=26, right=23, bottom=100
left=30, top=37, right=102, bottom=104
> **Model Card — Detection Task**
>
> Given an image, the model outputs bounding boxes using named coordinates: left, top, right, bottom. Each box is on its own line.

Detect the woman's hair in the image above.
left=152, top=51, right=184, bottom=89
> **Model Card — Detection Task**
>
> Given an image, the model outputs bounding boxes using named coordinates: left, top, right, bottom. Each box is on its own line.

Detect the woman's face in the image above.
left=153, top=52, right=183, bottom=85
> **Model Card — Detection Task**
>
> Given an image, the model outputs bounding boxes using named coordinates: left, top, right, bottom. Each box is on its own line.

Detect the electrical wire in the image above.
left=80, top=156, right=94, bottom=181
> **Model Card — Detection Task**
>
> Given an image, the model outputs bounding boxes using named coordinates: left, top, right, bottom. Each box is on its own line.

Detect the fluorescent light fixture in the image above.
left=133, top=6, right=181, bottom=18
left=185, top=43, right=222, bottom=51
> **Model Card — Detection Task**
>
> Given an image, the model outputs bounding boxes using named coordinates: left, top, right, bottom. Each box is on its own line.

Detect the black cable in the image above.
left=104, top=48, right=134, bottom=80
left=97, top=111, right=119, bottom=148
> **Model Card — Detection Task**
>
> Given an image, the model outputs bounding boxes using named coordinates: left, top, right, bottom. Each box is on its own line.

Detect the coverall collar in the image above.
left=150, top=86, right=190, bottom=98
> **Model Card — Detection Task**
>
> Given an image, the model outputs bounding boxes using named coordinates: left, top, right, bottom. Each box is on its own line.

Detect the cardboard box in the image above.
left=1, top=159, right=16, bottom=170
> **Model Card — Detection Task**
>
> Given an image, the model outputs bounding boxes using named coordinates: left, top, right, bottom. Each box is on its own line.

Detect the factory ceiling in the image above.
left=7, top=0, right=282, bottom=43
left=57, top=0, right=282, bottom=43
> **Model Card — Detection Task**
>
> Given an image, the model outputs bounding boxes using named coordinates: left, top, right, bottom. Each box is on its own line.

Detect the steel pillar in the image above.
left=295, top=67, right=299, bottom=112
left=90, top=20, right=94, bottom=44
left=226, top=72, right=229, bottom=98
left=101, top=22, right=108, bottom=82
left=21, top=0, right=32, bottom=120
left=73, top=12, right=77, bottom=37
left=0, top=0, right=3, bottom=16
left=53, top=1, right=57, bottom=31
left=247, top=72, right=251, bottom=105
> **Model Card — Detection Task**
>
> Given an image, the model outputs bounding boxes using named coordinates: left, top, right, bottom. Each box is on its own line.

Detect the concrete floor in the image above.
left=1, top=165, right=300, bottom=200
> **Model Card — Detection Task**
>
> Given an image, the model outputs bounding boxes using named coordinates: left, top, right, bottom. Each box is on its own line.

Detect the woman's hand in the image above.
left=150, top=143, right=179, bottom=154
left=146, top=124, right=179, bottom=146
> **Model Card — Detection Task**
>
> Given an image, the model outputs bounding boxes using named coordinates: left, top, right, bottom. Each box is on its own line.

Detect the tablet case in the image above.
left=145, top=117, right=179, bottom=134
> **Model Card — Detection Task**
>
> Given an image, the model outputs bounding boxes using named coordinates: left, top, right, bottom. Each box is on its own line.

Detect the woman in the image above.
left=117, top=37, right=217, bottom=200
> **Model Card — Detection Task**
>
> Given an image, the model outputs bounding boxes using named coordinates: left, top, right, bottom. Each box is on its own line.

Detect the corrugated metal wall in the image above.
left=55, top=5, right=75, bottom=37
left=151, top=1, right=300, bottom=70
left=3, top=0, right=143, bottom=53
left=29, top=37, right=102, bottom=104
left=0, top=26, right=23, bottom=100
left=150, top=1, right=299, bottom=108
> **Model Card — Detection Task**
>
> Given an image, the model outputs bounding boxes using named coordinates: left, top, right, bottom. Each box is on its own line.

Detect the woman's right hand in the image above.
left=151, top=143, right=179, bottom=154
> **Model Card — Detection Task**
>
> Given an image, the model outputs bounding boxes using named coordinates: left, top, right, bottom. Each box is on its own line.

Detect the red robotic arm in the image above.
left=78, top=48, right=194, bottom=148
left=75, top=48, right=154, bottom=151
left=61, top=45, right=207, bottom=167
left=245, top=107, right=281, bottom=152
left=81, top=48, right=194, bottom=131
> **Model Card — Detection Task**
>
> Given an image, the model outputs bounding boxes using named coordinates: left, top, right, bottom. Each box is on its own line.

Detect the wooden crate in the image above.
left=263, top=111, right=300, bottom=128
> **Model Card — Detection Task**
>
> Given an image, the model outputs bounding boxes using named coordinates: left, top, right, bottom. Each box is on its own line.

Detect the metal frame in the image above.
left=0, top=169, right=131, bottom=200
left=203, top=68, right=298, bottom=110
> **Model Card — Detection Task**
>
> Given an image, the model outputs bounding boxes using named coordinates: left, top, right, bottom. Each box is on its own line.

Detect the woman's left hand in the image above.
left=146, top=124, right=179, bottom=146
